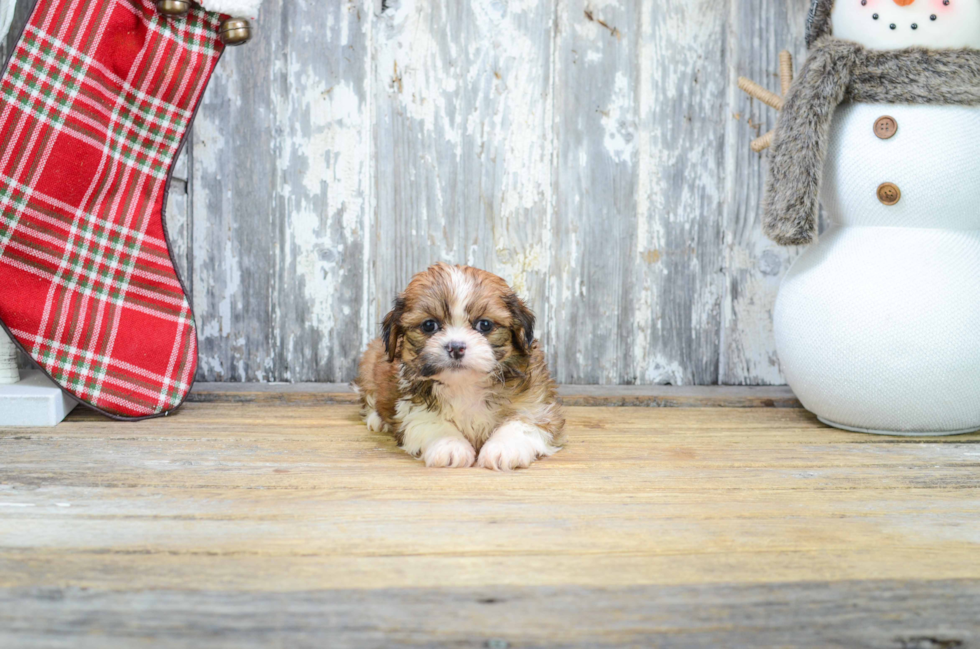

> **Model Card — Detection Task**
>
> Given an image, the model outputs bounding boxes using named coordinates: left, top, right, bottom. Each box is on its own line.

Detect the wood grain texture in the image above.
left=550, top=0, right=638, bottom=384
left=633, top=0, right=728, bottom=385
left=720, top=0, right=811, bottom=385
left=2, top=582, right=979, bottom=648
left=184, top=0, right=819, bottom=385
left=2, top=402, right=979, bottom=645
left=191, top=1, right=285, bottom=382
left=191, top=0, right=373, bottom=383
left=0, top=1, right=838, bottom=385
left=165, top=148, right=192, bottom=290
left=185, top=382, right=803, bottom=408
left=372, top=0, right=556, bottom=352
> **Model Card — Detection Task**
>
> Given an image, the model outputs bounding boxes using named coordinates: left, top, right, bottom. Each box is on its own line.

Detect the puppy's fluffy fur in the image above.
left=354, top=264, right=564, bottom=470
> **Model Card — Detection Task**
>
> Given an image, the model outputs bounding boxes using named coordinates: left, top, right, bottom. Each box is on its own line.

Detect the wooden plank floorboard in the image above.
left=1, top=581, right=977, bottom=649
left=1, top=402, right=979, bottom=646
left=186, top=383, right=803, bottom=408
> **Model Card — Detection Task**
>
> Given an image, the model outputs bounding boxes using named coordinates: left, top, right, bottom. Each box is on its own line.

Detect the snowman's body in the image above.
left=770, top=0, right=980, bottom=435
left=775, top=103, right=980, bottom=434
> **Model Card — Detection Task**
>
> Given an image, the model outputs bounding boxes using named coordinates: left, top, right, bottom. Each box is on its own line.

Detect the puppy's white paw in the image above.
left=422, top=437, right=476, bottom=468
left=478, top=422, right=555, bottom=471
left=365, top=410, right=389, bottom=433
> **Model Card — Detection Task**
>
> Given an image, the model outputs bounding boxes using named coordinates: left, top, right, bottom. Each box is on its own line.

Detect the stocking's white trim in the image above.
left=202, top=0, right=263, bottom=17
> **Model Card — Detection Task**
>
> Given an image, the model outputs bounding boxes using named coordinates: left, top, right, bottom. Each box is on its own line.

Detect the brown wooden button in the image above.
left=877, top=182, right=901, bottom=206
left=874, top=116, right=898, bottom=140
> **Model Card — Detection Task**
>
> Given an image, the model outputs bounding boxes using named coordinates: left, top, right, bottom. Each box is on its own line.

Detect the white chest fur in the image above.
left=431, top=378, right=498, bottom=444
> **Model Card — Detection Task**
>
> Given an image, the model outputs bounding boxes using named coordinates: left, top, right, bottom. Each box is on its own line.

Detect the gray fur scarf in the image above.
left=763, top=37, right=980, bottom=246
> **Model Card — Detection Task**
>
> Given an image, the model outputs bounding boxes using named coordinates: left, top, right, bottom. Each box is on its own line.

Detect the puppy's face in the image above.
left=382, top=264, right=535, bottom=383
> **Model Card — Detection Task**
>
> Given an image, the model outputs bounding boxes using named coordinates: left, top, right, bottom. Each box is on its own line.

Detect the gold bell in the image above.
left=156, top=0, right=190, bottom=16
left=219, top=18, right=252, bottom=46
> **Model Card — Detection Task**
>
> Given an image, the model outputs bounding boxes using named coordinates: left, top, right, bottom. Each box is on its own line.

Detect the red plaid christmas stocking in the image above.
left=0, top=0, right=259, bottom=419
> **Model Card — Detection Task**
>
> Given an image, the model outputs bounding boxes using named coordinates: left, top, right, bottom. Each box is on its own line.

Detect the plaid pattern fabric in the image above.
left=0, top=0, right=225, bottom=419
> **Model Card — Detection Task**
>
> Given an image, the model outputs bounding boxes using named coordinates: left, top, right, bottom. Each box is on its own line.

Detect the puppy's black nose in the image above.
left=446, top=341, right=466, bottom=360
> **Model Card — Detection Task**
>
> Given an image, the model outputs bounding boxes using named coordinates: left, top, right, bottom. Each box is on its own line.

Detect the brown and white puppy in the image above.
left=354, top=263, right=564, bottom=470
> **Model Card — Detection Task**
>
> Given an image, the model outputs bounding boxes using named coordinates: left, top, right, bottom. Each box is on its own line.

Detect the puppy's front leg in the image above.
left=477, top=420, right=559, bottom=471
left=398, top=402, right=476, bottom=468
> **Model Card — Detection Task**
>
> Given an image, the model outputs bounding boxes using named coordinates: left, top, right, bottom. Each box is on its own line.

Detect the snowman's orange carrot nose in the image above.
left=893, top=0, right=915, bottom=5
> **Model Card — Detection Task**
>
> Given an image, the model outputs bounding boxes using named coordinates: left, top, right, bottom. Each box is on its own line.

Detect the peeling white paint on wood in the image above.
left=3, top=0, right=809, bottom=386
left=720, top=0, right=810, bottom=386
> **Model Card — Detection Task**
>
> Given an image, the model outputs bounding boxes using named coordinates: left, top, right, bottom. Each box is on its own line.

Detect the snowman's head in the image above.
left=808, top=0, right=980, bottom=49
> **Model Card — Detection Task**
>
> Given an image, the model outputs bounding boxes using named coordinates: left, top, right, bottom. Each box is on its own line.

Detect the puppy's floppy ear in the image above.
left=504, top=293, right=535, bottom=354
left=381, top=296, right=406, bottom=362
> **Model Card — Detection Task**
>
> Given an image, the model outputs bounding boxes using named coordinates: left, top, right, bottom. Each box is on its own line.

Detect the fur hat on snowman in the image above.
left=763, top=0, right=980, bottom=245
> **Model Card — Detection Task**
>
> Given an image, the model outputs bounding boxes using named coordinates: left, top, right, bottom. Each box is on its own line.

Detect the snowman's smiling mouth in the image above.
left=868, top=4, right=942, bottom=36
left=871, top=12, right=934, bottom=30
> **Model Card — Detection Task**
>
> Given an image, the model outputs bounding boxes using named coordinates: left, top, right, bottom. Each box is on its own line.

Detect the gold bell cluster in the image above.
left=155, top=0, right=253, bottom=46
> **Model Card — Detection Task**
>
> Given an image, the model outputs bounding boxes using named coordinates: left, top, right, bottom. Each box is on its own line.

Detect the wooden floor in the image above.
left=2, top=396, right=979, bottom=647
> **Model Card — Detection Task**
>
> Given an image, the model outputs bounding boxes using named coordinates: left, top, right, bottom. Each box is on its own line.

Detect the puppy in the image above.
left=354, top=263, right=564, bottom=470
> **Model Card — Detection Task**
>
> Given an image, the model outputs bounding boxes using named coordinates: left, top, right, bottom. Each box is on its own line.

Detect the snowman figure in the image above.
left=763, top=0, right=980, bottom=434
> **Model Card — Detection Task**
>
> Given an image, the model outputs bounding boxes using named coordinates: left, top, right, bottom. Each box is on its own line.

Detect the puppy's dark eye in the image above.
left=421, top=320, right=440, bottom=334
left=475, top=319, right=494, bottom=334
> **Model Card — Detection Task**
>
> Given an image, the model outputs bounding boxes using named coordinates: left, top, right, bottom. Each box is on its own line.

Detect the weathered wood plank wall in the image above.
left=4, top=0, right=812, bottom=385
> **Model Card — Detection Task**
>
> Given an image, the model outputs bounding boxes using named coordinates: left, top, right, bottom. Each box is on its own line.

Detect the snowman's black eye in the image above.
left=911, top=23, right=918, bottom=29
left=873, top=13, right=879, bottom=19
left=861, top=0, right=867, bottom=4
left=931, top=14, right=938, bottom=20
left=944, top=0, right=950, bottom=5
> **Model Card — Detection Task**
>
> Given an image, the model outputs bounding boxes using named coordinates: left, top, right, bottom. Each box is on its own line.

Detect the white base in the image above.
left=775, top=226, right=980, bottom=436
left=203, top=0, right=263, bottom=17
left=0, top=371, right=77, bottom=427
left=817, top=416, right=980, bottom=438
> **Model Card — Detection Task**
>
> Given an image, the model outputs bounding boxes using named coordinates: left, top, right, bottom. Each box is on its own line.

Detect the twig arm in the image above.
left=738, top=77, right=785, bottom=111
left=751, top=130, right=775, bottom=153
left=779, top=51, right=794, bottom=96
